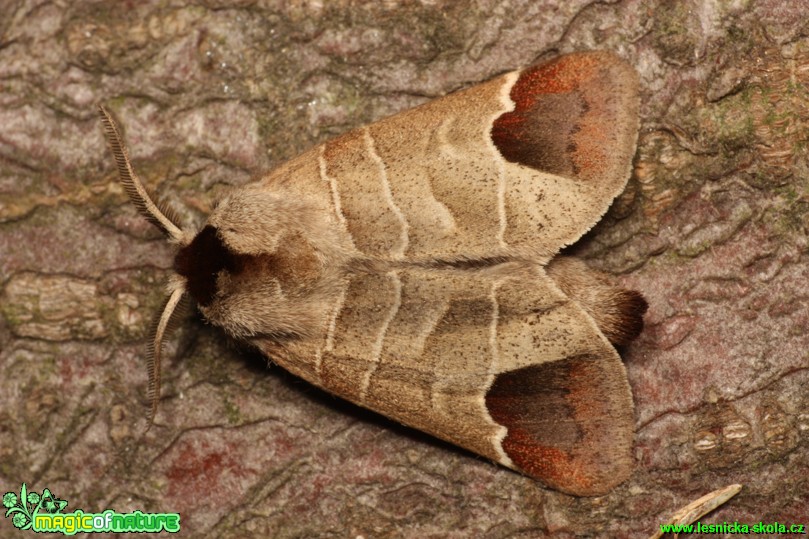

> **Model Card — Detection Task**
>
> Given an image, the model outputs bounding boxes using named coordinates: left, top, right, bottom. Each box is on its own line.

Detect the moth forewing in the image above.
left=101, top=50, right=645, bottom=496
left=253, top=262, right=637, bottom=495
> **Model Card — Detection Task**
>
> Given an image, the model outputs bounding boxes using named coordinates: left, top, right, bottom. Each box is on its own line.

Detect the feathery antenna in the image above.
left=99, top=104, right=191, bottom=427
left=145, top=286, right=189, bottom=429
left=98, top=105, right=185, bottom=242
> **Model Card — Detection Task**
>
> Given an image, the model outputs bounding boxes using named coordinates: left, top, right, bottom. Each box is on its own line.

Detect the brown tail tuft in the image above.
left=604, top=289, right=648, bottom=347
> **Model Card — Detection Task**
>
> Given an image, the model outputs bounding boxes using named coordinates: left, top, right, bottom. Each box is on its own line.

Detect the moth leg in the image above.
left=546, top=256, right=647, bottom=347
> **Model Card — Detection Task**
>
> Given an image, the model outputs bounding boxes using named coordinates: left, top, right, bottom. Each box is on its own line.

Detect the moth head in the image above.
left=99, top=106, right=333, bottom=427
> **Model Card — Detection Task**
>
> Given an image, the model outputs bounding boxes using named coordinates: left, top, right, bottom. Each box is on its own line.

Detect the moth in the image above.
left=99, top=50, right=646, bottom=496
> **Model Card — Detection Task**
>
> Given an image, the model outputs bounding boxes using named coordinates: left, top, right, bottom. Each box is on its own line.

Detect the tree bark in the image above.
left=1, top=0, right=807, bottom=536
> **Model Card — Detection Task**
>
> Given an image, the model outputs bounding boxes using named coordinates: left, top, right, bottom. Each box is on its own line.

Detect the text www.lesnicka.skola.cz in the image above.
left=659, top=521, right=805, bottom=535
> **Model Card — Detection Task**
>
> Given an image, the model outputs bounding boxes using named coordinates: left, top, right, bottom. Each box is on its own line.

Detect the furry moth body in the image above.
left=100, top=51, right=646, bottom=496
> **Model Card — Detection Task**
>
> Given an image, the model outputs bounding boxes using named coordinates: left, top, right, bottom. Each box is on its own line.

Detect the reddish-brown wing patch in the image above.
left=491, top=51, right=639, bottom=183
left=485, top=353, right=634, bottom=496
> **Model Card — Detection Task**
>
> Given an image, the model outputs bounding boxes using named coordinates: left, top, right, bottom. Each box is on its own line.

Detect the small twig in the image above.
left=650, top=484, right=743, bottom=539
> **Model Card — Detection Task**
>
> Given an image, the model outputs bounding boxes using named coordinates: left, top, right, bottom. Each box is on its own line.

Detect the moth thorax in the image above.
left=175, top=224, right=323, bottom=303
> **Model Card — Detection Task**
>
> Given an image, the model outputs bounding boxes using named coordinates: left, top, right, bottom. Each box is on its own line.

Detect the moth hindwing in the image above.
left=100, top=50, right=646, bottom=496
